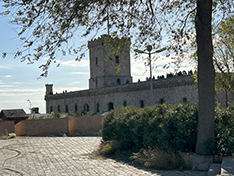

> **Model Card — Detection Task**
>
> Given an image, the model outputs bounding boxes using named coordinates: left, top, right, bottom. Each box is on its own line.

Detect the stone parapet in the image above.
left=45, top=75, right=195, bottom=101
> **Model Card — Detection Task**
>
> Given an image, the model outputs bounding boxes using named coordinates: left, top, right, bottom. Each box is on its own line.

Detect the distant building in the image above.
left=44, top=35, right=234, bottom=114
left=0, top=109, right=28, bottom=124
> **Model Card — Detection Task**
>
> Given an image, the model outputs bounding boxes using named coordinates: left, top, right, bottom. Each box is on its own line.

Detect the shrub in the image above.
left=214, top=106, right=234, bottom=156
left=101, top=102, right=234, bottom=169
left=130, top=148, right=188, bottom=170
left=102, top=103, right=198, bottom=153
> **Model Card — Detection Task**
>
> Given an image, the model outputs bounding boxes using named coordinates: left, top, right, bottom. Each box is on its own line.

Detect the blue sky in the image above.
left=0, top=3, right=195, bottom=114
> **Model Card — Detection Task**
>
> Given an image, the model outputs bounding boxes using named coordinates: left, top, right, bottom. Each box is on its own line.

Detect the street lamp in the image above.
left=135, top=45, right=166, bottom=106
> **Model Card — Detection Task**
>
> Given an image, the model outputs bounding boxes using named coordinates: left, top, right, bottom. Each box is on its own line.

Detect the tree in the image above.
left=195, top=0, right=215, bottom=155
left=213, top=15, right=234, bottom=94
left=1, top=0, right=233, bottom=155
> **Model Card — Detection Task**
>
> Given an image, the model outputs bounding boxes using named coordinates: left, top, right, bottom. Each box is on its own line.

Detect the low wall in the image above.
left=0, top=121, right=15, bottom=135
left=15, top=118, right=69, bottom=136
left=69, top=115, right=104, bottom=136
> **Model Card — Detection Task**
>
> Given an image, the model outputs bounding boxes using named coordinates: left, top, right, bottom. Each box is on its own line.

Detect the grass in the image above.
left=0, top=130, right=16, bottom=140
left=95, top=140, right=189, bottom=170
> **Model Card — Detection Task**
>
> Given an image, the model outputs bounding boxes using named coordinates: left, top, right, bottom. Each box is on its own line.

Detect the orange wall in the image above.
left=15, top=118, right=69, bottom=136
left=69, top=115, right=104, bottom=134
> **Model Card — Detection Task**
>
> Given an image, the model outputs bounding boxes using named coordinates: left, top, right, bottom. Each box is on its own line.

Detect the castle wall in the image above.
left=45, top=76, right=200, bottom=114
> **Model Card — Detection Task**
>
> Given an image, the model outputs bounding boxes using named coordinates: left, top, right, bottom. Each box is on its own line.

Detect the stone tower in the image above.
left=88, top=35, right=132, bottom=89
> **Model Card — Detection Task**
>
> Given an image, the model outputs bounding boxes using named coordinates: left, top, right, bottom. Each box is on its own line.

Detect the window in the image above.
left=96, top=103, right=100, bottom=113
left=65, top=105, right=69, bottom=113
left=123, top=101, right=127, bottom=107
left=95, top=57, right=98, bottom=65
left=116, top=55, right=119, bottom=63
left=83, top=103, right=89, bottom=113
left=140, top=100, right=144, bottom=108
left=160, top=98, right=164, bottom=104
left=75, top=104, right=78, bottom=112
left=108, top=102, right=114, bottom=111
left=183, top=97, right=187, bottom=103
left=57, top=105, right=60, bottom=113
left=50, top=106, right=53, bottom=113
left=117, top=78, right=121, bottom=85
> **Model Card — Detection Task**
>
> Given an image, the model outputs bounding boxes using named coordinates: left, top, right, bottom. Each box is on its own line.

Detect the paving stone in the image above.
left=0, top=137, right=207, bottom=176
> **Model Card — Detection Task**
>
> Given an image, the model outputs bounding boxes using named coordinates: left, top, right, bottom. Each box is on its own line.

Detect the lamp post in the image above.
left=135, top=45, right=166, bottom=106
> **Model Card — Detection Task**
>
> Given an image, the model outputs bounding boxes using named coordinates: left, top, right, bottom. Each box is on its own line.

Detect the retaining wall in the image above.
left=15, top=118, right=69, bottom=136
left=0, top=121, right=15, bottom=135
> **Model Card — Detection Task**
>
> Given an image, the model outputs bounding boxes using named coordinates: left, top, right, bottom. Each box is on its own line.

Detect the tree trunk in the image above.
left=195, top=0, right=215, bottom=155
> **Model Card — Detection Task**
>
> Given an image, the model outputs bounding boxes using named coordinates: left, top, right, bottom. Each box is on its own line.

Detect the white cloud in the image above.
left=61, top=59, right=89, bottom=68
left=12, top=82, right=22, bottom=85
left=68, top=82, right=81, bottom=85
left=0, top=65, right=9, bottom=69
left=5, top=75, right=12, bottom=78
left=0, top=88, right=44, bottom=96
left=68, top=72, right=89, bottom=75
left=0, top=85, right=15, bottom=88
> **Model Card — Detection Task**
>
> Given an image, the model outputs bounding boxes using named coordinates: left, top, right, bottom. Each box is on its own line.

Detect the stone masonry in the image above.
left=44, top=35, right=233, bottom=114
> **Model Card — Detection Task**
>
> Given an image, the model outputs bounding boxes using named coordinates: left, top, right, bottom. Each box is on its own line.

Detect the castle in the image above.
left=44, top=35, right=232, bottom=114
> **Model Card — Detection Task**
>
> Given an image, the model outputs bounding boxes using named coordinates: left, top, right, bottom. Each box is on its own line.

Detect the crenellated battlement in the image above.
left=45, top=75, right=196, bottom=101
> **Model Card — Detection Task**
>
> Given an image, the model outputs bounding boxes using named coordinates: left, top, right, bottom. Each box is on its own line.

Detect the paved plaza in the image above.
left=0, top=137, right=207, bottom=176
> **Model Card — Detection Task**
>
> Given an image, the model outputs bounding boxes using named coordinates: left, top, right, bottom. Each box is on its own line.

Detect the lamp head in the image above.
left=146, top=45, right=152, bottom=52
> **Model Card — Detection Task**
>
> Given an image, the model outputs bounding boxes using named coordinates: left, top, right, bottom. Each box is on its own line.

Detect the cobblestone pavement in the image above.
left=0, top=137, right=207, bottom=176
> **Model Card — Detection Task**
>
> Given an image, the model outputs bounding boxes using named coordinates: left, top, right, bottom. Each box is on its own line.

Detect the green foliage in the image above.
left=214, top=15, right=234, bottom=93
left=214, top=105, right=234, bottom=156
left=102, top=104, right=198, bottom=153
left=102, top=103, right=234, bottom=157
left=52, top=111, right=61, bottom=118
left=130, top=148, right=188, bottom=170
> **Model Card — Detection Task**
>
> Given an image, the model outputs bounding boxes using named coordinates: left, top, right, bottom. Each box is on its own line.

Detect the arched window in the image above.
left=160, top=98, right=164, bottom=104
left=83, top=103, right=89, bottom=113
left=108, top=102, right=114, bottom=111
left=75, top=104, right=78, bottom=112
left=123, top=101, right=127, bottom=107
left=57, top=105, right=60, bottom=113
left=50, top=106, right=53, bottom=113
left=95, top=57, right=98, bottom=65
left=65, top=105, right=69, bottom=113
left=183, top=97, right=187, bottom=103
left=140, top=100, right=144, bottom=108
left=116, top=55, right=119, bottom=63
left=96, top=103, right=100, bottom=113
left=117, top=78, right=121, bottom=85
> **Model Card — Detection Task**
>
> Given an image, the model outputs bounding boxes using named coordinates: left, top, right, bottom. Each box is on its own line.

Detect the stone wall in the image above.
left=0, top=121, right=15, bottom=135
left=15, top=118, right=69, bottom=136
left=45, top=75, right=199, bottom=114
left=69, top=115, right=104, bottom=136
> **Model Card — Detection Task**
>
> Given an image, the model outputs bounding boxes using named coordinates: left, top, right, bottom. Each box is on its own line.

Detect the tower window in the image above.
left=183, top=97, right=187, bottom=103
left=65, top=105, right=69, bottom=113
left=108, top=102, right=114, bottom=111
left=96, top=103, right=100, bottom=113
left=160, top=98, right=165, bottom=104
left=116, top=56, right=119, bottom=63
left=83, top=103, right=89, bottom=113
left=117, top=78, right=121, bottom=85
left=57, top=105, right=60, bottom=113
left=140, top=100, right=144, bottom=108
left=75, top=104, right=78, bottom=112
left=95, top=57, right=98, bottom=65
left=123, top=101, right=127, bottom=107
left=50, top=106, right=53, bottom=113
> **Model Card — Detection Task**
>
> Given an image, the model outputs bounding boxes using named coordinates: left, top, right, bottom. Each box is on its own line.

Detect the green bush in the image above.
left=101, top=103, right=234, bottom=157
left=102, top=103, right=198, bottom=153
left=215, top=106, right=234, bottom=156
